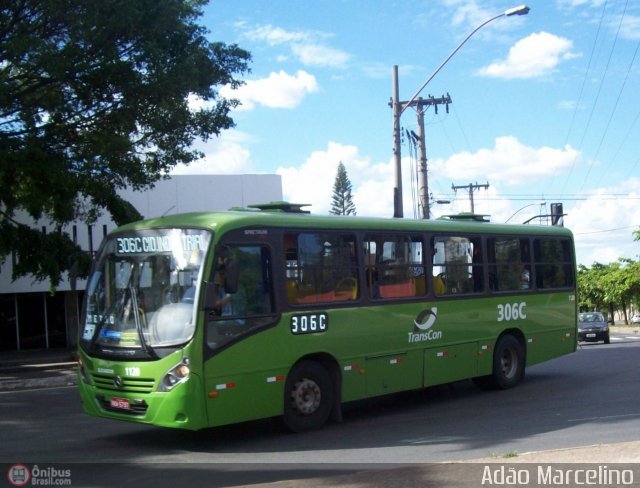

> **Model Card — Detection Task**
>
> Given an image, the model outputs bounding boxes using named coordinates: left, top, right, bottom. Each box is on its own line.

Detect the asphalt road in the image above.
left=1, top=334, right=639, bottom=487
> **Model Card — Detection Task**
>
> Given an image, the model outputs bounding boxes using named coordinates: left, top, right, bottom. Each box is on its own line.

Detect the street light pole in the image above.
left=505, top=201, right=546, bottom=223
left=391, top=4, right=530, bottom=219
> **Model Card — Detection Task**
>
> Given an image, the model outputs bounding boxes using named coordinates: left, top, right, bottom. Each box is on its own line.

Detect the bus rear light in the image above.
left=158, top=357, right=190, bottom=392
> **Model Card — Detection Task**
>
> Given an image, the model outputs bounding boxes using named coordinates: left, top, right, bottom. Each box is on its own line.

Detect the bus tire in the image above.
left=283, top=361, right=334, bottom=433
left=473, top=334, right=525, bottom=390
left=492, top=334, right=525, bottom=389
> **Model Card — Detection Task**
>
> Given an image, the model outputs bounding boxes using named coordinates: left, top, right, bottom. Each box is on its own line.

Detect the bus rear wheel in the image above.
left=283, top=361, right=334, bottom=432
left=473, top=334, right=525, bottom=390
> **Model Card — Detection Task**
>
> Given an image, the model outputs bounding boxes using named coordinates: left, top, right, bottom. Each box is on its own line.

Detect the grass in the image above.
left=490, top=450, right=519, bottom=459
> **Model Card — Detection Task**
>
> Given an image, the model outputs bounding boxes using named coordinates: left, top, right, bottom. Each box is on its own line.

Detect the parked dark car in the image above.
left=578, top=312, right=610, bottom=344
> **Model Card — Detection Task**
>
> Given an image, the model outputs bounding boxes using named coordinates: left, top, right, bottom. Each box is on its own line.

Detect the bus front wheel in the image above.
left=283, top=361, right=334, bottom=432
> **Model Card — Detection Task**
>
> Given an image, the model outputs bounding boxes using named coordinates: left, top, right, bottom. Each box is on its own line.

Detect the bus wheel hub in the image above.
left=291, top=379, right=321, bottom=415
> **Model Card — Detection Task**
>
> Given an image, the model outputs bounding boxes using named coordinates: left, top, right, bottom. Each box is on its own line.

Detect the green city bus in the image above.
left=77, top=202, right=577, bottom=432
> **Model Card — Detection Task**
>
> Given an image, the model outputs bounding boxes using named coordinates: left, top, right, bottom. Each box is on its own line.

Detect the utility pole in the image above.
left=415, top=95, right=451, bottom=219
left=391, top=66, right=452, bottom=220
left=452, top=181, right=489, bottom=214
left=389, top=6, right=530, bottom=220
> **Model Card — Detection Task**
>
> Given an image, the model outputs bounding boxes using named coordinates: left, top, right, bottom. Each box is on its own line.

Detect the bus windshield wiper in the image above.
left=129, top=284, right=157, bottom=358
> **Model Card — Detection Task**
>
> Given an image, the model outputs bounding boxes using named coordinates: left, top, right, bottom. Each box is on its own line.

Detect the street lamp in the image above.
left=505, top=201, right=546, bottom=223
left=392, top=4, right=530, bottom=219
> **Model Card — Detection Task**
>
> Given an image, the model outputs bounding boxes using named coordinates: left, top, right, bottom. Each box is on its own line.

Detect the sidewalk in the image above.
left=0, top=348, right=77, bottom=391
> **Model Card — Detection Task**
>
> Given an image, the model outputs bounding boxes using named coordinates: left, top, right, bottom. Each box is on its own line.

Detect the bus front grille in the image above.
left=91, top=372, right=155, bottom=394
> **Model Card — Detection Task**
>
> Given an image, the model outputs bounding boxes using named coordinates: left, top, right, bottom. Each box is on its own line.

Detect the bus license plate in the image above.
left=110, top=397, right=130, bottom=410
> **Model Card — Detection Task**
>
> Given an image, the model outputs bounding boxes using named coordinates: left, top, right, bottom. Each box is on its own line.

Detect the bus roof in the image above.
left=114, top=202, right=574, bottom=238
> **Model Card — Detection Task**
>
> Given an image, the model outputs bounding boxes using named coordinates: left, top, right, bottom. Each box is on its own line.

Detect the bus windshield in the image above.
left=82, top=229, right=211, bottom=353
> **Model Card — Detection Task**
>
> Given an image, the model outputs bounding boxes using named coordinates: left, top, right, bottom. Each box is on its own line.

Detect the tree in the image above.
left=329, top=162, right=356, bottom=216
left=0, top=0, right=251, bottom=287
left=578, top=259, right=640, bottom=323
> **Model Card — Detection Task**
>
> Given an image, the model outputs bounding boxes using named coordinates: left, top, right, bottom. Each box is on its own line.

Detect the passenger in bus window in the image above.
left=366, top=264, right=380, bottom=298
left=471, top=239, right=484, bottom=292
left=430, top=244, right=446, bottom=295
left=520, top=264, right=531, bottom=289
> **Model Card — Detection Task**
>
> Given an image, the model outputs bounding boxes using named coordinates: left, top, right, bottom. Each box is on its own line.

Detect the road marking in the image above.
left=568, top=412, right=640, bottom=422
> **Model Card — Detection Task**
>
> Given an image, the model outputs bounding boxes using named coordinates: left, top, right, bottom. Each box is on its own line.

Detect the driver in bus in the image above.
left=213, top=269, right=232, bottom=316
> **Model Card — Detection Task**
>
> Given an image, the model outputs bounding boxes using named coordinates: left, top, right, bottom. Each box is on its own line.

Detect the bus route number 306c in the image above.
left=290, top=312, right=328, bottom=335
left=497, top=302, right=527, bottom=322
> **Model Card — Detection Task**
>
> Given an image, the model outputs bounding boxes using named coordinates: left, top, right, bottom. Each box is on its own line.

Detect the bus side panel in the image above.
left=204, top=369, right=286, bottom=427
left=203, top=327, right=291, bottom=427
left=526, top=329, right=576, bottom=366
left=475, top=338, right=496, bottom=376
left=364, top=350, right=422, bottom=396
left=423, top=342, right=478, bottom=387
left=524, top=292, right=577, bottom=366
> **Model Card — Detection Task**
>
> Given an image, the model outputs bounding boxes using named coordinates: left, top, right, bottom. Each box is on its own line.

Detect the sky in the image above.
left=173, top=0, right=640, bottom=267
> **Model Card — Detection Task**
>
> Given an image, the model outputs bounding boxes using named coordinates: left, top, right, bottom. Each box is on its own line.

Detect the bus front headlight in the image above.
left=158, top=357, right=190, bottom=392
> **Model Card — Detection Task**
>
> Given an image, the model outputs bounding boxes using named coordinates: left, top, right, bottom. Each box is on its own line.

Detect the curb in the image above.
left=0, top=373, right=77, bottom=391
left=0, top=362, right=77, bottom=392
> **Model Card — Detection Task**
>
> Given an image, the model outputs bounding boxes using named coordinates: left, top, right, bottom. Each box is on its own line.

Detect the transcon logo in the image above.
left=409, top=307, right=442, bottom=343
left=414, top=307, right=438, bottom=330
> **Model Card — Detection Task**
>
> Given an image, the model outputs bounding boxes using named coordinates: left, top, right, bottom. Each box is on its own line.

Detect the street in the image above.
left=1, top=333, right=639, bottom=487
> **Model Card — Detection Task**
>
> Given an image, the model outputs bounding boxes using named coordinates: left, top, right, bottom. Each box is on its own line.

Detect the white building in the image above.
left=0, top=174, right=282, bottom=352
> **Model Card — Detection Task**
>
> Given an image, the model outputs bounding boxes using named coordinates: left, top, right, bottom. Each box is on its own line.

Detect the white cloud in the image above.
left=274, top=137, right=580, bottom=219
left=171, top=130, right=253, bottom=175
left=276, top=142, right=445, bottom=218
left=221, top=70, right=319, bottom=111
left=244, top=24, right=311, bottom=45
left=239, top=23, right=349, bottom=69
left=176, top=133, right=639, bottom=266
left=187, top=93, right=210, bottom=112
left=442, top=0, right=528, bottom=37
left=619, top=15, right=640, bottom=41
left=565, top=180, right=640, bottom=265
left=478, top=32, right=578, bottom=79
left=276, top=142, right=373, bottom=214
left=432, top=136, right=580, bottom=185
left=444, top=0, right=493, bottom=30
left=557, top=0, right=607, bottom=9
left=291, top=44, right=350, bottom=68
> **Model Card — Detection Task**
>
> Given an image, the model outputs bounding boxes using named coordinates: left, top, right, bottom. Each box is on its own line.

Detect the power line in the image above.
left=435, top=193, right=640, bottom=201
left=591, top=34, right=640, bottom=184
left=575, top=225, right=638, bottom=236
left=580, top=0, right=632, bottom=190
left=558, top=0, right=609, bottom=196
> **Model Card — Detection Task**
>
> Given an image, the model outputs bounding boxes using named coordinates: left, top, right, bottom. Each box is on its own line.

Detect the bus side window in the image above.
left=534, top=238, right=574, bottom=289
left=283, top=232, right=358, bottom=305
left=206, top=245, right=275, bottom=350
left=488, top=237, right=531, bottom=292
left=432, top=236, right=482, bottom=295
left=365, top=234, right=426, bottom=299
